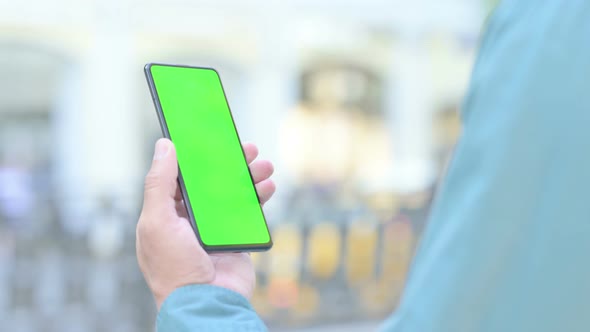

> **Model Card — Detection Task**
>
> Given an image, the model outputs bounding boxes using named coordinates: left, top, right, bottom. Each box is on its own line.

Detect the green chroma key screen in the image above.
left=146, top=64, right=271, bottom=251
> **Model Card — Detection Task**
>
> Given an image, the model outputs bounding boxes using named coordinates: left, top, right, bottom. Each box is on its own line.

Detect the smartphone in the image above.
left=144, top=63, right=272, bottom=252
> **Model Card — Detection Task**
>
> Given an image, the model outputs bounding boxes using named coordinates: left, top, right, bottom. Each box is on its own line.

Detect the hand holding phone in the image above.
left=144, top=63, right=273, bottom=252
left=137, top=138, right=275, bottom=309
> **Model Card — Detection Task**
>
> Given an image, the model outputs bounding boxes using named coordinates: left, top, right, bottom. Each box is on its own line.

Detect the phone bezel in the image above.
left=144, top=62, right=273, bottom=252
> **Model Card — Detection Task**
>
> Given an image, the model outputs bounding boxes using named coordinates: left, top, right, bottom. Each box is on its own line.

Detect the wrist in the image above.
left=210, top=280, right=254, bottom=301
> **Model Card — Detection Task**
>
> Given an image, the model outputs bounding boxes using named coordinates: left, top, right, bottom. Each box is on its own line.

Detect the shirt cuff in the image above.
left=157, top=284, right=268, bottom=332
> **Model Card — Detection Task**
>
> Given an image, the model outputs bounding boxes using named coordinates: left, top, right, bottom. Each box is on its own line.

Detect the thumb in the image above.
left=143, top=138, right=178, bottom=214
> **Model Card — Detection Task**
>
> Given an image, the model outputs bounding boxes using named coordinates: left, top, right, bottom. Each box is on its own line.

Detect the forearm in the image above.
left=157, top=285, right=268, bottom=332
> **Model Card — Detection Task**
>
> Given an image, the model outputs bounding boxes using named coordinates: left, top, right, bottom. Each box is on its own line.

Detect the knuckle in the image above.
left=144, top=171, right=161, bottom=192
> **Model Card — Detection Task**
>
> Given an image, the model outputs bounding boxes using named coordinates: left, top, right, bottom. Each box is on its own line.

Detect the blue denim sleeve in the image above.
left=381, top=1, right=590, bottom=332
left=157, top=285, right=268, bottom=332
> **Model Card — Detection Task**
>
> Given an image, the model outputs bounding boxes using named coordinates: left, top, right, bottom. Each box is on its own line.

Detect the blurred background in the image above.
left=0, top=0, right=496, bottom=331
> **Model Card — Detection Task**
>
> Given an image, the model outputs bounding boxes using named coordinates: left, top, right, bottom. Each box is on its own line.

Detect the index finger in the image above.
left=242, top=142, right=259, bottom=164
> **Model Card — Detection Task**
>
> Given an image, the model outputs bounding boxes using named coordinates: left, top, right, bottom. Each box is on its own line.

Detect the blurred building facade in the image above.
left=0, top=0, right=484, bottom=330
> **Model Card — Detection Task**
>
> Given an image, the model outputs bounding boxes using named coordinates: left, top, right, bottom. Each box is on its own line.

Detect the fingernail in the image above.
left=154, top=139, right=170, bottom=160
